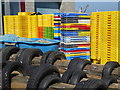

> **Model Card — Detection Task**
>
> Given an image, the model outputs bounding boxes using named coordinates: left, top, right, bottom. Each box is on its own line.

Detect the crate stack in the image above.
left=14, top=15, right=23, bottom=37
left=91, top=11, right=120, bottom=64
left=4, top=16, right=15, bottom=35
left=4, top=12, right=34, bottom=38
left=4, top=12, right=55, bottom=39
left=42, top=14, right=54, bottom=39
left=60, top=13, right=90, bottom=60
left=28, top=15, right=38, bottom=38
left=54, top=13, right=61, bottom=40
left=18, top=12, right=33, bottom=38
left=38, top=15, right=43, bottom=38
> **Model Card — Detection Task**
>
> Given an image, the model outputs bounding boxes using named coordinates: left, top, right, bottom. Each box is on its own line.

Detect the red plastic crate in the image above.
left=38, top=27, right=44, bottom=38
left=61, top=49, right=90, bottom=53
left=54, top=16, right=61, bottom=18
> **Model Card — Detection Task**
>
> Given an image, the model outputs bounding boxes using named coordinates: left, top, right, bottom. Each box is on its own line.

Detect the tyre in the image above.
left=26, top=64, right=60, bottom=89
left=1, top=46, right=20, bottom=63
left=68, top=57, right=80, bottom=69
left=62, top=69, right=73, bottom=83
left=46, top=51, right=66, bottom=65
left=15, top=48, right=27, bottom=62
left=38, top=74, right=61, bottom=90
left=17, top=48, right=43, bottom=75
left=2, top=61, right=11, bottom=69
left=75, top=58, right=91, bottom=71
left=102, top=77, right=117, bottom=88
left=74, top=79, right=107, bottom=90
left=2, top=62, right=23, bottom=89
left=102, top=61, right=119, bottom=78
left=69, top=70, right=87, bottom=85
left=40, top=51, right=54, bottom=64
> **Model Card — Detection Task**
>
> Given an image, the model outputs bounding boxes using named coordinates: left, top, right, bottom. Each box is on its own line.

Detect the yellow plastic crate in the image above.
left=18, top=12, right=35, bottom=16
left=78, top=15, right=90, bottom=18
left=91, top=11, right=120, bottom=64
left=38, top=15, right=43, bottom=27
left=31, top=15, right=38, bottom=38
left=78, top=32, right=90, bottom=36
left=3, top=16, right=8, bottom=35
left=7, top=16, right=15, bottom=34
left=54, top=33, right=61, bottom=36
left=13, top=16, right=23, bottom=37
left=28, top=16, right=32, bottom=38
left=91, top=13, right=102, bottom=62
left=43, top=14, right=54, bottom=27
left=61, top=28, right=79, bottom=30
left=21, top=16, right=28, bottom=38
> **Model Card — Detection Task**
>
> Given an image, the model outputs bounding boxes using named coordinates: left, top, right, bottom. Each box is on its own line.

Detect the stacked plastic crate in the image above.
left=28, top=15, right=38, bottom=38
left=91, top=11, right=120, bottom=64
left=14, top=15, right=23, bottom=37
left=38, top=15, right=43, bottom=38
left=4, top=16, right=15, bottom=35
left=43, top=14, right=54, bottom=39
left=60, top=13, right=90, bottom=60
left=4, top=12, right=55, bottom=39
left=54, top=13, right=61, bottom=40
left=19, top=13, right=29, bottom=38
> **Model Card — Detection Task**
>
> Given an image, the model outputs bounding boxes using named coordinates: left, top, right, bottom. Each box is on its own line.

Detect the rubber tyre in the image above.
left=40, top=51, right=54, bottom=64
left=69, top=70, right=87, bottom=85
left=102, top=77, right=117, bottom=87
left=62, top=69, right=73, bottom=83
left=1, top=46, right=20, bottom=63
left=75, top=58, right=92, bottom=71
left=15, top=48, right=27, bottom=62
left=38, top=74, right=61, bottom=90
left=2, top=62, right=23, bottom=89
left=74, top=79, right=107, bottom=90
left=46, top=51, right=66, bottom=65
left=2, top=61, right=11, bottom=69
left=102, top=61, right=119, bottom=78
left=26, top=64, right=60, bottom=89
left=68, top=57, right=80, bottom=69
left=18, top=48, right=43, bottom=75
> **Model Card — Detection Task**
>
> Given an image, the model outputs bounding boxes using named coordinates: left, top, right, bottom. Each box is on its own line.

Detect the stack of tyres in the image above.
left=60, top=13, right=90, bottom=60
left=54, top=13, right=61, bottom=40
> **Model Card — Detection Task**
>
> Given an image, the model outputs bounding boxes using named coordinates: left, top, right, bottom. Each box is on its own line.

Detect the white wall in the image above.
left=0, top=1, right=3, bottom=35
left=60, top=0, right=75, bottom=13
left=25, top=0, right=35, bottom=12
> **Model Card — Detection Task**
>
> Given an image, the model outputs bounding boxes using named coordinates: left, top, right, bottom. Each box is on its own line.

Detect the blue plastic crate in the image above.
left=66, top=55, right=90, bottom=60
left=54, top=38, right=61, bottom=40
left=54, top=26, right=61, bottom=28
left=54, top=23, right=61, bottom=25
left=60, top=47, right=90, bottom=51
left=17, top=38, right=60, bottom=53
left=61, top=33, right=78, bottom=36
left=54, top=30, right=60, bottom=33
